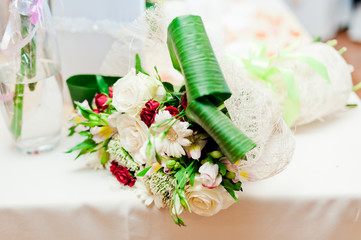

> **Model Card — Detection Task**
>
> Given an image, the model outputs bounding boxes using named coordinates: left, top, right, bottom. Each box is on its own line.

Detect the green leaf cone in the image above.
left=167, top=15, right=256, bottom=163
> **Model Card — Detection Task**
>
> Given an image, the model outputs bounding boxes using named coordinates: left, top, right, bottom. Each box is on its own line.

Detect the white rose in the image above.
left=198, top=162, right=222, bottom=189
left=112, top=69, right=166, bottom=116
left=115, top=114, right=148, bottom=155
left=185, top=175, right=235, bottom=216
left=137, top=70, right=166, bottom=101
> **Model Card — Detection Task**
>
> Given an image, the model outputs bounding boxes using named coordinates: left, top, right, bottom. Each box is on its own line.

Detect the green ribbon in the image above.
left=353, top=82, right=361, bottom=92
left=242, top=41, right=331, bottom=126
left=167, top=15, right=256, bottom=163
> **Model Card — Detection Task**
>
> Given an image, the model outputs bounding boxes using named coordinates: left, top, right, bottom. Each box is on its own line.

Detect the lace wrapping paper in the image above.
left=271, top=42, right=354, bottom=126
left=222, top=61, right=295, bottom=180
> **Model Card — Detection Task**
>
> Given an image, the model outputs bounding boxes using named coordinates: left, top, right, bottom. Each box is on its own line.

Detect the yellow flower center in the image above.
left=166, top=128, right=178, bottom=142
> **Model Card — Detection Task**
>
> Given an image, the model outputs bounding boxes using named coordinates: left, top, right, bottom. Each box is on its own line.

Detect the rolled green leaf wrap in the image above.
left=167, top=15, right=256, bottom=163
left=66, top=75, right=119, bottom=108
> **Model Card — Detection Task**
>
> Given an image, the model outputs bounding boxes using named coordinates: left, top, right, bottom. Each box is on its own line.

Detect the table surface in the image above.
left=0, top=95, right=360, bottom=240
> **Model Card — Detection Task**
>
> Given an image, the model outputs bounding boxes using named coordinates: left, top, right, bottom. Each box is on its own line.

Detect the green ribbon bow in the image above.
left=167, top=15, right=256, bottom=163
left=242, top=41, right=331, bottom=126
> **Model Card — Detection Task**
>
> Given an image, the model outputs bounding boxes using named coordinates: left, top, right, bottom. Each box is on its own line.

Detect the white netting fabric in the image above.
left=272, top=42, right=354, bottom=126
left=100, top=5, right=183, bottom=84
left=222, top=61, right=295, bottom=180
left=100, top=5, right=295, bottom=181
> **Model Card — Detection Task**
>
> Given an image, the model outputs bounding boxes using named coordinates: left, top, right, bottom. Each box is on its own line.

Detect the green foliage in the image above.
left=215, top=161, right=227, bottom=176
left=135, top=54, right=149, bottom=75
left=167, top=15, right=256, bottom=163
left=65, top=138, right=97, bottom=159
left=221, top=178, right=242, bottom=202
left=101, top=149, right=110, bottom=165
left=96, top=75, right=109, bottom=94
left=136, top=166, right=152, bottom=177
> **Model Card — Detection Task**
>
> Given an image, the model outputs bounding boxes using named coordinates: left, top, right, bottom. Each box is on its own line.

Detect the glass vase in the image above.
left=0, top=0, right=63, bottom=154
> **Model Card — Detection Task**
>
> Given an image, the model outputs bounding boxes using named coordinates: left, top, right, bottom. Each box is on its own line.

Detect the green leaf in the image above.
left=75, top=148, right=90, bottom=159
left=68, top=126, right=76, bottom=137
left=79, top=121, right=101, bottom=127
left=65, top=138, right=97, bottom=154
left=96, top=75, right=109, bottom=94
left=136, top=166, right=152, bottom=177
left=179, top=85, right=186, bottom=93
left=174, top=167, right=187, bottom=189
left=101, top=150, right=110, bottom=165
left=163, top=82, right=174, bottom=93
left=189, top=172, right=195, bottom=186
left=215, top=161, right=227, bottom=176
left=78, top=131, right=91, bottom=137
left=76, top=103, right=99, bottom=121
left=224, top=187, right=238, bottom=202
left=135, top=54, right=149, bottom=75
left=167, top=15, right=256, bottom=163
left=221, top=178, right=242, bottom=202
left=222, top=178, right=242, bottom=191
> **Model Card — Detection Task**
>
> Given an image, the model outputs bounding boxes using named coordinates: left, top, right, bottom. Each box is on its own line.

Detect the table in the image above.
left=0, top=94, right=360, bottom=240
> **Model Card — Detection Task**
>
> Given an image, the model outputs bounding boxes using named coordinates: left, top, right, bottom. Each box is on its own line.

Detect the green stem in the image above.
left=10, top=14, right=36, bottom=140
left=27, top=34, right=37, bottom=90
left=10, top=74, right=25, bottom=139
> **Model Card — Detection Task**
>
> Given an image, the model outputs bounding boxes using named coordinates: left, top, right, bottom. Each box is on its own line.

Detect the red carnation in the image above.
left=181, top=93, right=187, bottom=110
left=95, top=93, right=110, bottom=112
left=108, top=86, right=113, bottom=98
left=110, top=161, right=136, bottom=187
left=165, top=106, right=180, bottom=117
left=140, top=99, right=160, bottom=127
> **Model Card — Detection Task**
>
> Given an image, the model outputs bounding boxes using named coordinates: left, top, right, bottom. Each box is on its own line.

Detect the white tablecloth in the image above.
left=0, top=95, right=360, bottom=240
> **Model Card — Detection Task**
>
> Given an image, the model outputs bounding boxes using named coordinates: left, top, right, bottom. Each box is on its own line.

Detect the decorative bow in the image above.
left=242, top=41, right=331, bottom=126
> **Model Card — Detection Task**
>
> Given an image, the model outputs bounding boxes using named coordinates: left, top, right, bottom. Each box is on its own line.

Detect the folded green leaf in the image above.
left=167, top=15, right=256, bottom=163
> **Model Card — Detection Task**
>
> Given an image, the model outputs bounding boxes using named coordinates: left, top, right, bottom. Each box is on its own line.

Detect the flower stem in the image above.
left=10, top=74, right=25, bottom=139
left=10, top=14, right=36, bottom=140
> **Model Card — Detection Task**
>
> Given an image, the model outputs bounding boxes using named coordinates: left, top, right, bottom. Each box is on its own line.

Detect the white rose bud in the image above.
left=198, top=162, right=222, bottom=189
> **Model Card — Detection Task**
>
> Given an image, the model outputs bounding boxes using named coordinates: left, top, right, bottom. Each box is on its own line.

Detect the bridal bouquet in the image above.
left=67, top=15, right=294, bottom=225
left=67, top=15, right=255, bottom=225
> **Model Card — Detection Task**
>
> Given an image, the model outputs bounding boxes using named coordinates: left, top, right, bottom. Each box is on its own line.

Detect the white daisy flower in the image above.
left=152, top=110, right=192, bottom=158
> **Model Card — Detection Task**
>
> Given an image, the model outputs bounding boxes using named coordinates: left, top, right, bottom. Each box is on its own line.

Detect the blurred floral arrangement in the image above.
left=67, top=15, right=258, bottom=225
